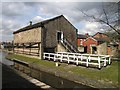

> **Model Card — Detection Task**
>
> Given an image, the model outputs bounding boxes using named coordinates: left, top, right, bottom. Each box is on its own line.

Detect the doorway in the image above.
left=57, top=31, right=63, bottom=42
left=91, top=46, right=97, bottom=54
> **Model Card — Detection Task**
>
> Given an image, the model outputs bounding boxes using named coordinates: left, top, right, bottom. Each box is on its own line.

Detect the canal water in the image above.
left=1, top=51, right=98, bottom=89
left=0, top=51, right=13, bottom=65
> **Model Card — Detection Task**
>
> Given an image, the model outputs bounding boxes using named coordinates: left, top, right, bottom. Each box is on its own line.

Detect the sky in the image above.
left=1, top=1, right=119, bottom=41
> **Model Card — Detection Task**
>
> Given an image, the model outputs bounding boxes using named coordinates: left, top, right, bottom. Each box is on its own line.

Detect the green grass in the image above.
left=6, top=53, right=119, bottom=86
left=6, top=54, right=56, bottom=67
left=70, top=62, right=118, bottom=84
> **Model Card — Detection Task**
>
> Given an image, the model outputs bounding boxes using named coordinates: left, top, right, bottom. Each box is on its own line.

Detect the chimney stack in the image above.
left=30, top=21, right=32, bottom=26
left=85, top=33, right=89, bottom=37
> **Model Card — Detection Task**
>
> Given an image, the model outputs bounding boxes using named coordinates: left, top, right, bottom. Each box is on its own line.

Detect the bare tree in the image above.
left=78, top=2, right=120, bottom=35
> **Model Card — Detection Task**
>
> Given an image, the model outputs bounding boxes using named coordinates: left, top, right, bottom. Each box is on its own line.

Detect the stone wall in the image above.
left=14, top=27, right=41, bottom=44
left=57, top=43, right=67, bottom=52
left=97, top=42, right=107, bottom=55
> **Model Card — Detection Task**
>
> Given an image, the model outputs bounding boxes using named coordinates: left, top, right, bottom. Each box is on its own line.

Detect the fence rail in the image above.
left=43, top=52, right=111, bottom=69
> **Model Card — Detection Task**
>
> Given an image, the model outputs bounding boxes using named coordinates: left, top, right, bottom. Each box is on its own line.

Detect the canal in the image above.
left=0, top=51, right=14, bottom=65
left=1, top=51, right=45, bottom=89
left=1, top=51, right=98, bottom=90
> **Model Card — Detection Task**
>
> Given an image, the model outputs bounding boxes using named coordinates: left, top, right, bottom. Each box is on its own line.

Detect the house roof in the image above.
left=94, top=38, right=106, bottom=42
left=13, top=15, right=77, bottom=34
left=85, top=37, right=106, bottom=42
left=93, top=32, right=108, bottom=37
left=13, top=15, right=63, bottom=34
left=77, top=34, right=88, bottom=39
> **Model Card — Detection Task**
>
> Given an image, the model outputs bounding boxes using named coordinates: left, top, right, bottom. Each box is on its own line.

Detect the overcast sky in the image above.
left=1, top=1, right=118, bottom=41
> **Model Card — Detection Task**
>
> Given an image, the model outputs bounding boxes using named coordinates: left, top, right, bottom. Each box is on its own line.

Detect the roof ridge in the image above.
left=13, top=15, right=64, bottom=34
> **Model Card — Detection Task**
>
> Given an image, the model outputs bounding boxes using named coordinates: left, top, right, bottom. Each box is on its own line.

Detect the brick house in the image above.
left=77, top=33, right=89, bottom=46
left=77, top=33, right=89, bottom=53
left=77, top=32, right=109, bottom=54
left=83, top=37, right=107, bottom=54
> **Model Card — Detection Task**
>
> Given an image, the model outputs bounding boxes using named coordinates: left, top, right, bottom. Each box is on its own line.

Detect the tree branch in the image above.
left=78, top=7, right=120, bottom=35
left=102, top=2, right=109, bottom=24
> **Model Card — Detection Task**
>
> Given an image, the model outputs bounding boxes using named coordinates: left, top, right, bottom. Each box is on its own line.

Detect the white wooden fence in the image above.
left=43, top=52, right=111, bottom=69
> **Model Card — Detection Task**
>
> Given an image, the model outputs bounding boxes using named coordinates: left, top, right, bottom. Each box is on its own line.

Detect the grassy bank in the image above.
left=6, top=53, right=119, bottom=87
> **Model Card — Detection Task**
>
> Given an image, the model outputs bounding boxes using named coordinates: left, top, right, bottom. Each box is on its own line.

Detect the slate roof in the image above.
left=77, top=34, right=88, bottom=39
left=13, top=15, right=64, bottom=34
left=94, top=38, right=106, bottom=42
left=93, top=32, right=108, bottom=37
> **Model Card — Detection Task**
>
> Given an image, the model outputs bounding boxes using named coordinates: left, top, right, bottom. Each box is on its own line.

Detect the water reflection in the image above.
left=0, top=51, right=13, bottom=65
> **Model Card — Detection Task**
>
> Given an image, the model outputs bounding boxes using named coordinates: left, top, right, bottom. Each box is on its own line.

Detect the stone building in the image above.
left=13, top=15, right=78, bottom=59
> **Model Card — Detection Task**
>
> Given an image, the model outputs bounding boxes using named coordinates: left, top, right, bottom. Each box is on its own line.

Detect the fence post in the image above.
left=74, top=54, right=76, bottom=60
left=67, top=54, right=69, bottom=64
left=108, top=56, right=111, bottom=65
left=76, top=55, right=79, bottom=65
left=81, top=54, right=83, bottom=61
left=104, top=57, right=107, bottom=66
left=60, top=53, right=63, bottom=62
left=86, top=58, right=89, bottom=67
left=88, top=55, right=91, bottom=62
left=49, top=53, right=50, bottom=60
left=54, top=54, right=56, bottom=61
left=43, top=53, right=45, bottom=59
left=98, top=56, right=101, bottom=69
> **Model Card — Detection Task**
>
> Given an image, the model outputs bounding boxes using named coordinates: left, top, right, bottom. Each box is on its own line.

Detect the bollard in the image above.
left=56, top=62, right=59, bottom=67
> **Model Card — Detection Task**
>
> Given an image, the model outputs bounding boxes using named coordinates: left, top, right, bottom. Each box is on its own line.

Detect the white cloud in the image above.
left=86, top=22, right=98, bottom=29
left=2, top=2, right=30, bottom=17
left=1, top=2, right=118, bottom=41
left=78, top=22, right=104, bottom=35
left=1, top=0, right=120, bottom=2
left=31, top=16, right=44, bottom=24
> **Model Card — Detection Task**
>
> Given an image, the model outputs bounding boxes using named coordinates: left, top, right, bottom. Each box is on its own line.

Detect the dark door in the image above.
left=84, top=46, right=87, bottom=53
left=92, top=46, right=97, bottom=54
left=57, top=32, right=62, bottom=41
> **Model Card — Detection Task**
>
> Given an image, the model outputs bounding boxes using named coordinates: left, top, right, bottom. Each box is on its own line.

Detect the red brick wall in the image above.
left=77, top=39, right=85, bottom=46
left=83, top=37, right=98, bottom=53
left=107, top=47, right=111, bottom=55
left=77, top=39, right=80, bottom=46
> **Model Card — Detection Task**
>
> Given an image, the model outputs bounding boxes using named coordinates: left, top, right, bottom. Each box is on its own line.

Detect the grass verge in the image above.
left=6, top=53, right=119, bottom=86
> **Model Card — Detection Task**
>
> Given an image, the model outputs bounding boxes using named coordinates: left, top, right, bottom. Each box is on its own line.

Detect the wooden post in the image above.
left=17, top=43, right=19, bottom=53
left=29, top=43, right=31, bottom=55
left=54, top=54, right=56, bottom=61
left=81, top=54, right=83, bottom=61
left=104, top=57, right=107, bottom=66
left=88, top=55, right=91, bottom=62
left=68, top=54, right=70, bottom=64
left=48, top=53, right=50, bottom=60
left=38, top=42, right=43, bottom=59
left=13, top=43, right=15, bottom=53
left=23, top=43, right=24, bottom=54
left=43, top=53, right=45, bottom=59
left=76, top=55, right=79, bottom=65
left=98, top=56, right=101, bottom=69
left=108, top=56, right=111, bottom=65
left=86, top=57, right=89, bottom=67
